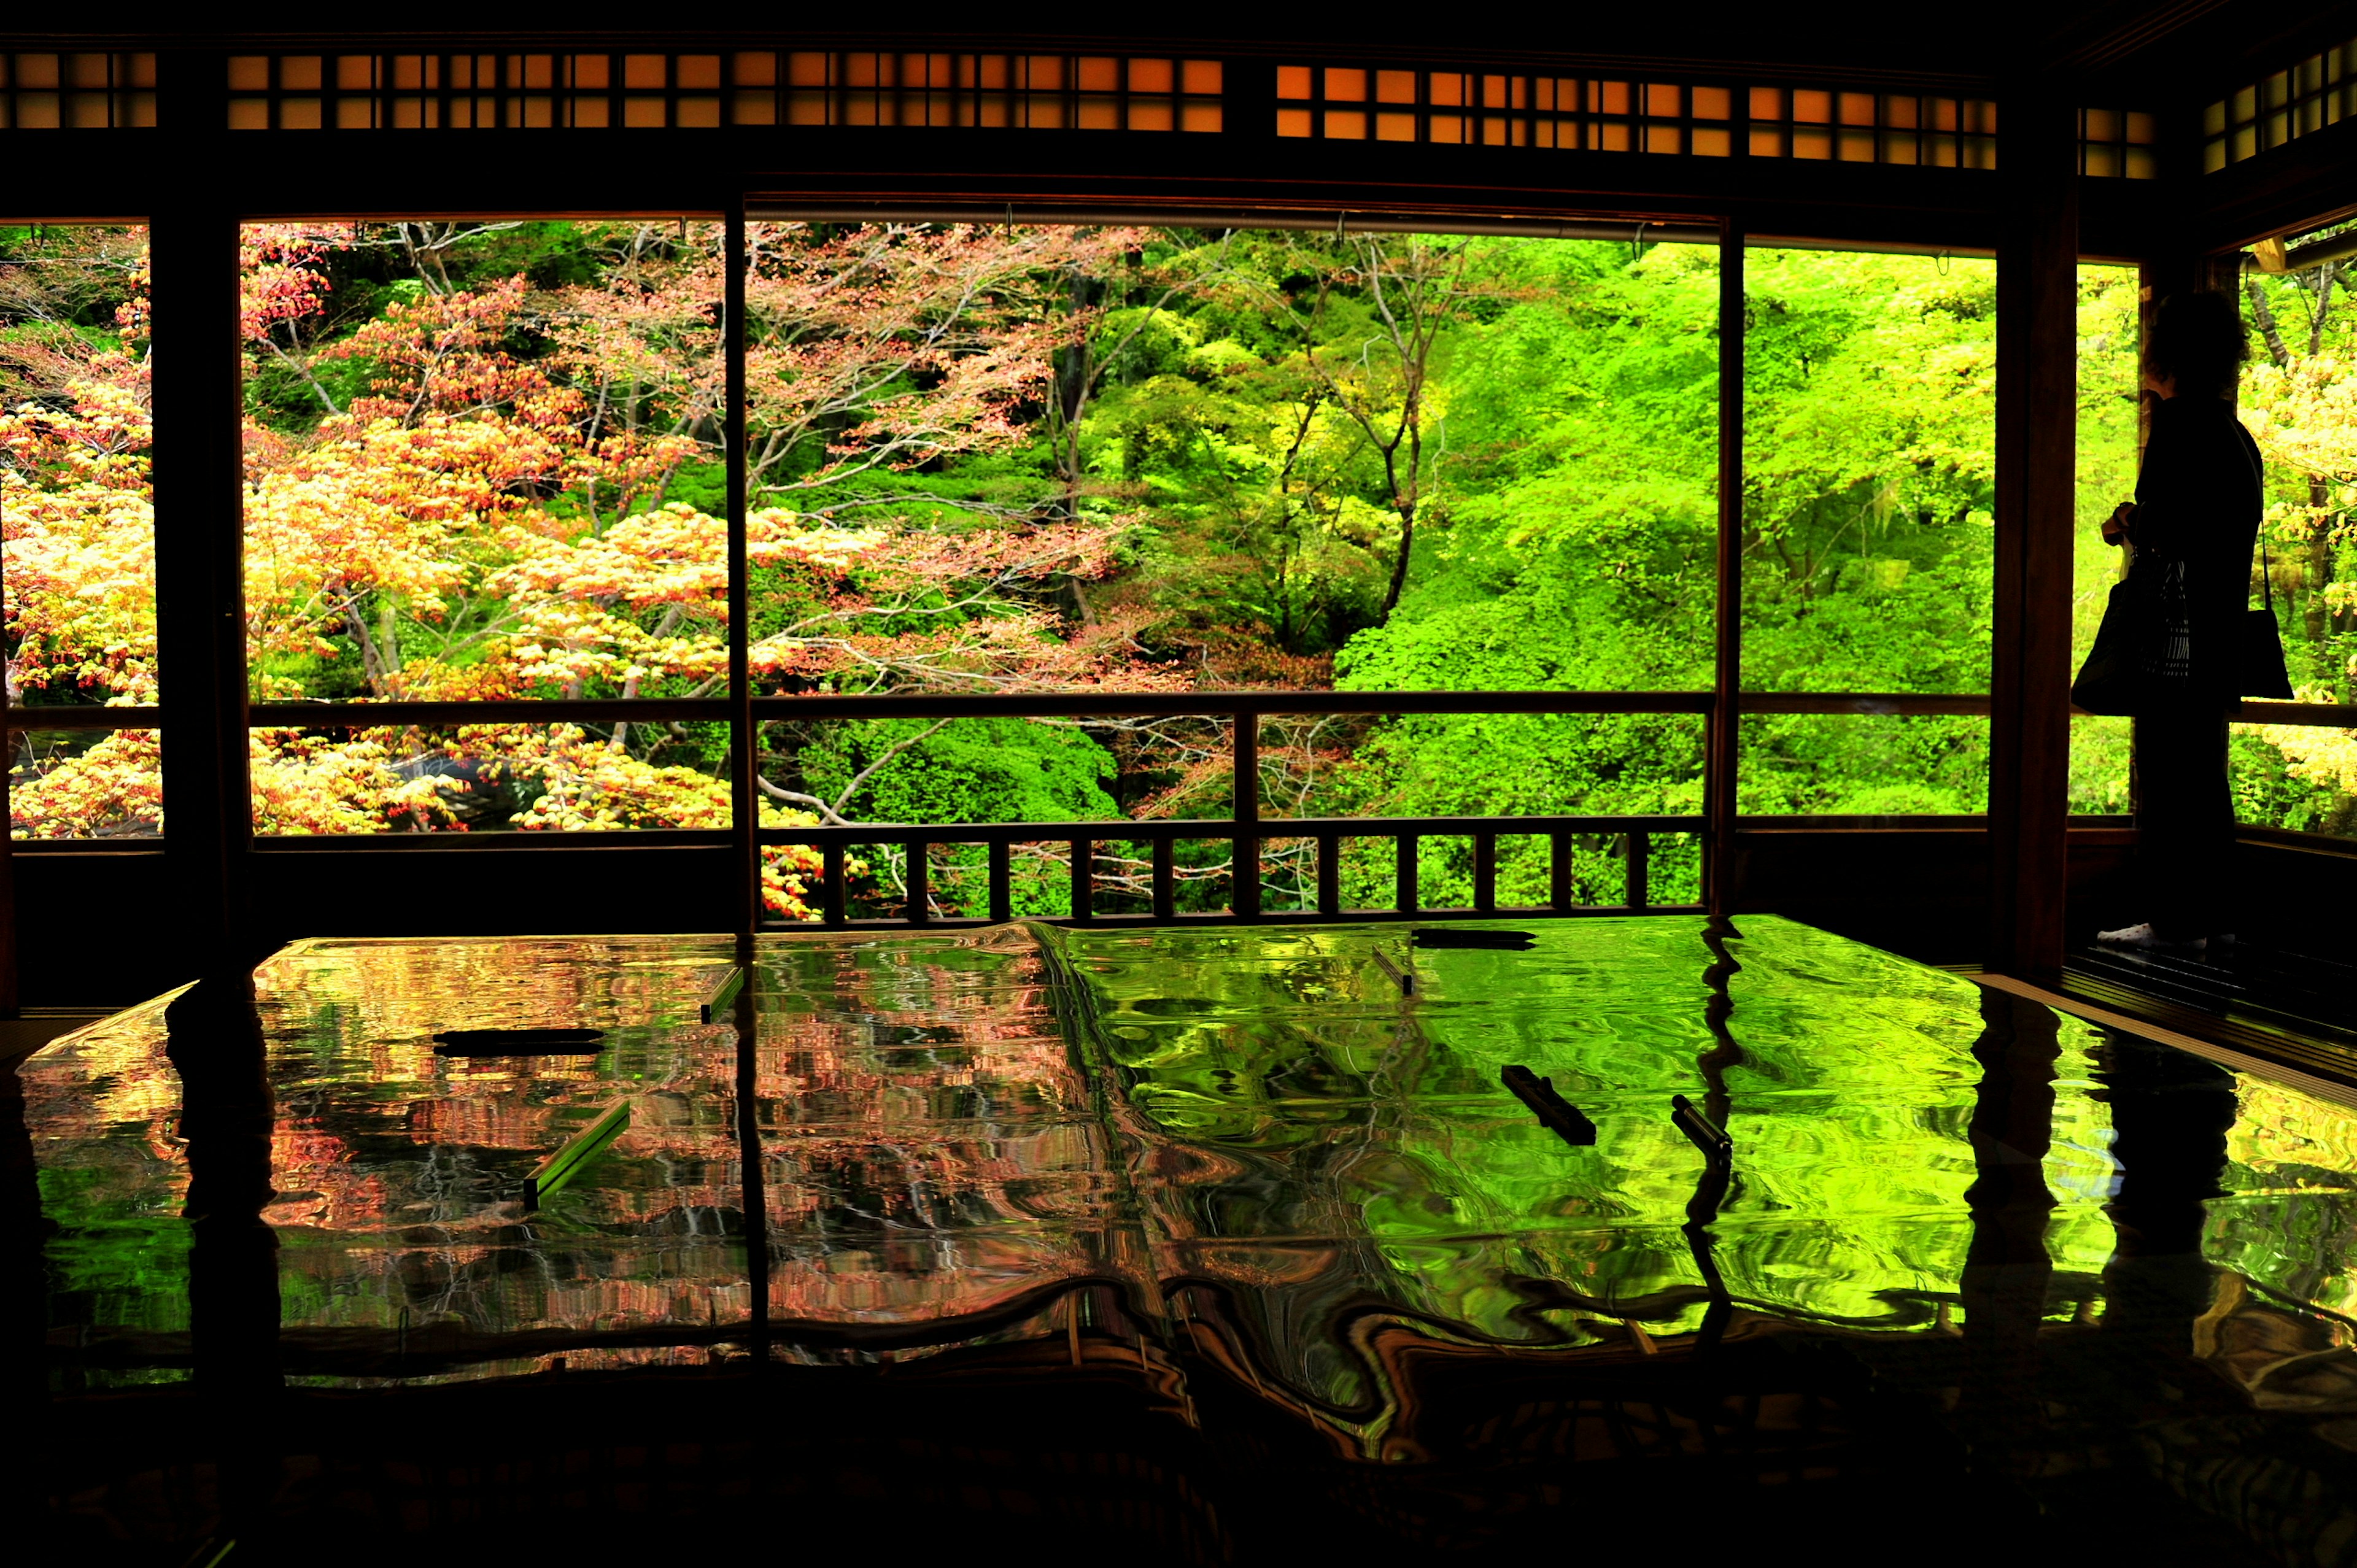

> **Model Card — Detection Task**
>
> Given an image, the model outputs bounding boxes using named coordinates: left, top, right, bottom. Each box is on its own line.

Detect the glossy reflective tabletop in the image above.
left=19, top=917, right=2357, bottom=1561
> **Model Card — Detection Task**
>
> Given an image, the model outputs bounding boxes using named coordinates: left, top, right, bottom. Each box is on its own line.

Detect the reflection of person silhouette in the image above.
left=2097, top=1029, right=2234, bottom=1359
left=2096, top=292, right=2262, bottom=954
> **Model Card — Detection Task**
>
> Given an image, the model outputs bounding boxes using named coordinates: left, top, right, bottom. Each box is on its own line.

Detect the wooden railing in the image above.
left=8, top=688, right=2354, bottom=933
left=762, top=813, right=1699, bottom=927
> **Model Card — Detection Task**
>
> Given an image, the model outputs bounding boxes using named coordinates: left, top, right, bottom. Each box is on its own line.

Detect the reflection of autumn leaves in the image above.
left=756, top=938, right=1118, bottom=1322
left=18, top=991, right=186, bottom=1137
left=250, top=937, right=741, bottom=1248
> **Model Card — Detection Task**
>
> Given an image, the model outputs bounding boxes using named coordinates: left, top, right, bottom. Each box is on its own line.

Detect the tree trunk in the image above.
left=1379, top=505, right=1414, bottom=622
left=342, top=600, right=391, bottom=698
left=2245, top=278, right=2293, bottom=368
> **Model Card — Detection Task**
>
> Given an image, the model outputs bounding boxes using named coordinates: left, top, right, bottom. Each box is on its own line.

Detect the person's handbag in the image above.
left=2072, top=553, right=2165, bottom=714
left=2239, top=535, right=2295, bottom=700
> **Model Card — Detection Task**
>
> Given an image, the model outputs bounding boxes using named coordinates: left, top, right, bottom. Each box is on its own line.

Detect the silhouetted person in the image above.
left=2096, top=292, right=2262, bottom=954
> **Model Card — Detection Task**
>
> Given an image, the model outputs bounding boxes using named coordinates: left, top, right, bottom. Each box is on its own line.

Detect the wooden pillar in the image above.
left=0, top=744, right=14, bottom=1019
left=724, top=209, right=759, bottom=938
left=1988, top=89, right=2080, bottom=982
left=150, top=56, right=255, bottom=979
left=1706, top=223, right=1744, bottom=917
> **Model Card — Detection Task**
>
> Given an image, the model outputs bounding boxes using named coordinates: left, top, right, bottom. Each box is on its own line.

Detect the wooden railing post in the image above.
left=1233, top=711, right=1260, bottom=919
left=1150, top=838, right=1175, bottom=919
left=988, top=841, right=1013, bottom=922
left=1069, top=838, right=1093, bottom=919
left=821, top=841, right=846, bottom=927
left=904, top=840, right=929, bottom=924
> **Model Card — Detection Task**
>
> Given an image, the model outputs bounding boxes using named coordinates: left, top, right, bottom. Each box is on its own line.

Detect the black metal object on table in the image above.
left=1501, top=1064, right=1598, bottom=1145
left=433, top=1027, right=606, bottom=1056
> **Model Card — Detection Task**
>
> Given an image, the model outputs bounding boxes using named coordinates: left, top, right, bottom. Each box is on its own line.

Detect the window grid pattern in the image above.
left=0, top=53, right=155, bottom=128
left=1273, top=67, right=1998, bottom=168
left=226, top=52, right=1223, bottom=131
left=2079, top=108, right=2158, bottom=178
left=2204, top=39, right=2356, bottom=172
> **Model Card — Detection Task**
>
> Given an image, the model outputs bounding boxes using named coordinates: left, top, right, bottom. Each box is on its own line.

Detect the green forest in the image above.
left=6, top=220, right=2354, bottom=917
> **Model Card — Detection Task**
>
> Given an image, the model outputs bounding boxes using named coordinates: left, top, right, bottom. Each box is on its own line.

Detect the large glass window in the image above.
left=741, top=223, right=1716, bottom=916
left=2073, top=262, right=2139, bottom=817
left=3, top=223, right=159, bottom=840
left=1739, top=247, right=1997, bottom=816
left=238, top=220, right=726, bottom=837
left=2237, top=238, right=2357, bottom=838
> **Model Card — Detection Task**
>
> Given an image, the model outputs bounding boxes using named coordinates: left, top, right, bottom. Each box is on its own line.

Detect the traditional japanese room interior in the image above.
left=8, top=9, right=2357, bottom=1563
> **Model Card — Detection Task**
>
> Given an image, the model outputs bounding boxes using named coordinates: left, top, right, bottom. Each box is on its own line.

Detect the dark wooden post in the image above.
left=726, top=208, right=759, bottom=937
left=1706, top=222, right=1744, bottom=917
left=1989, top=88, right=2081, bottom=983
left=151, top=56, right=256, bottom=979
left=0, top=738, right=14, bottom=1019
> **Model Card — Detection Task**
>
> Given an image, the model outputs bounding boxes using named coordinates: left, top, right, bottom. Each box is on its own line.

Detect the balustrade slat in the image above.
left=988, top=841, right=1012, bottom=922
left=904, top=839, right=928, bottom=924
left=821, top=841, right=846, bottom=927
left=1625, top=832, right=1650, bottom=911
left=1396, top=835, right=1418, bottom=915
left=1317, top=834, right=1340, bottom=915
left=1234, top=835, right=1261, bottom=920
left=1473, top=833, right=1496, bottom=913
left=1070, top=838, right=1092, bottom=919
left=1151, top=838, right=1175, bottom=919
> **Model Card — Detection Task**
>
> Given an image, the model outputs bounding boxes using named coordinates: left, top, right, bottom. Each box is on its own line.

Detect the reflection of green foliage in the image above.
left=1056, top=913, right=2006, bottom=1398
left=39, top=1167, right=194, bottom=1337
left=30, top=921, right=2357, bottom=1419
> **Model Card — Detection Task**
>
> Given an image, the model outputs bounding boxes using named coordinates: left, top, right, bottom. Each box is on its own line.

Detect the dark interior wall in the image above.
left=2232, top=836, right=2357, bottom=959
left=12, top=845, right=740, bottom=1008
left=1643, top=826, right=2342, bottom=968
left=19, top=827, right=2340, bottom=1008
left=1728, top=827, right=1991, bottom=963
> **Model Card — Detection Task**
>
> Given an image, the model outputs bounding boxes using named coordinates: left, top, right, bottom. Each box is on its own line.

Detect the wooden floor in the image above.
left=2064, top=938, right=2357, bottom=1085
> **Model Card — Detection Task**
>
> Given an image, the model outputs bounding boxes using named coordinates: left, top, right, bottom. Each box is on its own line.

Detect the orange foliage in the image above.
left=9, top=221, right=1193, bottom=911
